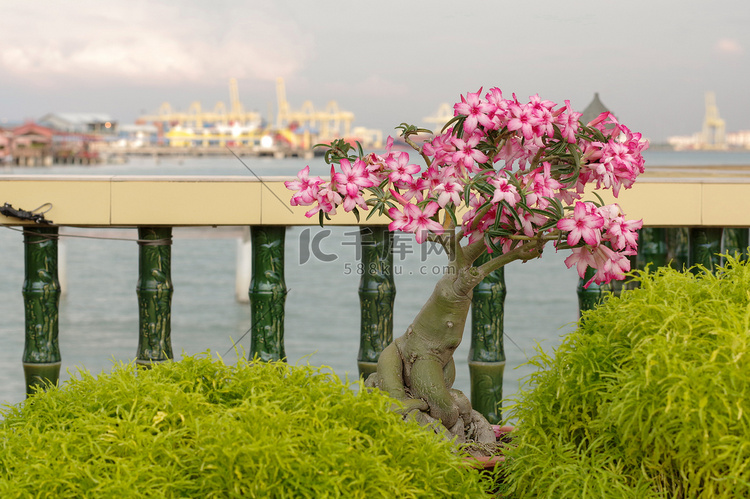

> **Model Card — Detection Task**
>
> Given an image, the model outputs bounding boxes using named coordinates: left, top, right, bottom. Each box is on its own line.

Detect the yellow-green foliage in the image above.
left=504, top=257, right=750, bottom=498
left=0, top=355, right=493, bottom=498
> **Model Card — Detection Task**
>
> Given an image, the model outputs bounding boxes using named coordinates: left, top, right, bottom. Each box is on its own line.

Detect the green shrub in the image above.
left=0, top=354, right=494, bottom=498
left=503, top=257, right=750, bottom=498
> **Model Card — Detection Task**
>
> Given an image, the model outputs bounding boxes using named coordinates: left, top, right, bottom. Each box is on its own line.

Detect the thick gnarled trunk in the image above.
left=364, top=237, right=544, bottom=443
left=366, top=269, right=496, bottom=443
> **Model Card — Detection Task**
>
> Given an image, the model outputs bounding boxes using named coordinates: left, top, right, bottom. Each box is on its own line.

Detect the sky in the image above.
left=0, top=0, right=748, bottom=143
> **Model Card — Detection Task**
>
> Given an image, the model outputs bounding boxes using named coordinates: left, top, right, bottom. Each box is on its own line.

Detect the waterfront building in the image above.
left=1, top=122, right=103, bottom=165
left=115, top=124, right=160, bottom=148
left=4, top=122, right=54, bottom=166
left=39, top=113, right=117, bottom=135
left=726, top=130, right=750, bottom=150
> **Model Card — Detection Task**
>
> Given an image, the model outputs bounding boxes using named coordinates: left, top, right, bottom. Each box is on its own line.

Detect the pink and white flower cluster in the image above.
left=286, top=87, right=648, bottom=286
left=557, top=202, right=643, bottom=286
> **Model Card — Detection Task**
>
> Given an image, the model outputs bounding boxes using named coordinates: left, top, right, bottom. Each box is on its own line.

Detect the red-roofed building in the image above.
left=1, top=122, right=101, bottom=166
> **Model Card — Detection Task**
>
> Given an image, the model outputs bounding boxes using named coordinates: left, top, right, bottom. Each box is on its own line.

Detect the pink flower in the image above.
left=557, top=201, right=604, bottom=247
left=421, top=165, right=443, bottom=193
left=564, top=244, right=632, bottom=287
left=603, top=215, right=643, bottom=251
left=401, top=176, right=429, bottom=203
left=527, top=162, right=563, bottom=207
left=484, top=87, right=511, bottom=129
left=433, top=179, right=462, bottom=208
left=387, top=199, right=444, bottom=244
left=587, top=111, right=611, bottom=130
left=333, top=158, right=375, bottom=197
left=515, top=210, right=547, bottom=237
left=451, top=132, right=488, bottom=172
left=601, top=251, right=632, bottom=282
left=554, top=100, right=581, bottom=144
left=528, top=94, right=556, bottom=142
left=423, top=131, right=457, bottom=166
left=494, top=136, right=532, bottom=170
left=341, top=192, right=369, bottom=213
left=405, top=201, right=444, bottom=244
left=304, top=184, right=342, bottom=218
left=385, top=152, right=421, bottom=184
left=488, top=176, right=520, bottom=206
left=389, top=188, right=410, bottom=206
left=454, top=89, right=495, bottom=134
left=579, top=124, right=647, bottom=198
left=387, top=206, right=410, bottom=231
left=285, top=166, right=324, bottom=206
left=564, top=246, right=598, bottom=280
left=507, top=101, right=539, bottom=141
left=363, top=157, right=385, bottom=181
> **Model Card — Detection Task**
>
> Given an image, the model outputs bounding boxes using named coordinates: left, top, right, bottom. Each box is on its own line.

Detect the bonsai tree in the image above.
left=286, top=87, right=647, bottom=442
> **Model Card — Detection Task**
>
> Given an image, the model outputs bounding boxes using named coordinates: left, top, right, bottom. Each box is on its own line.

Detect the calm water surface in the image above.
left=1, top=149, right=748, bottom=410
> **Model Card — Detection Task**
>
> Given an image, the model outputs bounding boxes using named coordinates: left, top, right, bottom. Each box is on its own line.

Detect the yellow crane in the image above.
left=138, top=79, right=262, bottom=129
left=275, top=77, right=354, bottom=139
left=702, top=91, right=726, bottom=149
left=423, top=103, right=453, bottom=132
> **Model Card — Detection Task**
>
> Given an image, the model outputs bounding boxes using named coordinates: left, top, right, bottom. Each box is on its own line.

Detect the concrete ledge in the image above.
left=0, top=174, right=746, bottom=227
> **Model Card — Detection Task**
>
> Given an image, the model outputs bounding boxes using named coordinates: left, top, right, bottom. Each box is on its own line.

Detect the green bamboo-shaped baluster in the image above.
left=469, top=252, right=506, bottom=424
left=249, top=226, right=287, bottom=362
left=666, top=227, right=689, bottom=270
left=357, top=226, right=395, bottom=379
left=22, top=227, right=62, bottom=396
left=637, top=227, right=667, bottom=270
left=689, top=227, right=723, bottom=273
left=136, top=227, right=174, bottom=366
left=722, top=228, right=749, bottom=262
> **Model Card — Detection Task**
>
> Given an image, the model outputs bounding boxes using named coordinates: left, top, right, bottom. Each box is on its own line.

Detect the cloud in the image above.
left=715, top=38, right=743, bottom=56
left=0, top=38, right=204, bottom=83
left=0, top=2, right=311, bottom=86
left=324, top=75, right=410, bottom=99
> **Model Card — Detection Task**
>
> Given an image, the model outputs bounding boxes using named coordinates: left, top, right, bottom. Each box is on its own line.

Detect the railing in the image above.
left=2, top=173, right=750, bottom=423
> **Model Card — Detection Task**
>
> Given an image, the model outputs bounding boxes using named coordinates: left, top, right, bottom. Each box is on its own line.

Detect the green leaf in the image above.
left=444, top=204, right=458, bottom=226
left=463, top=183, right=472, bottom=205
left=591, top=191, right=606, bottom=207
left=473, top=178, right=495, bottom=197
left=538, top=219, right=560, bottom=231
left=441, top=115, right=463, bottom=134
left=501, top=200, right=523, bottom=229
left=484, top=233, right=501, bottom=254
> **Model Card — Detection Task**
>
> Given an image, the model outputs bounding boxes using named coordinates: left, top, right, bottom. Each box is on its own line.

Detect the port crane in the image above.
left=702, top=91, right=726, bottom=149
left=275, top=77, right=354, bottom=139
left=423, top=103, right=453, bottom=132
left=138, top=78, right=262, bottom=129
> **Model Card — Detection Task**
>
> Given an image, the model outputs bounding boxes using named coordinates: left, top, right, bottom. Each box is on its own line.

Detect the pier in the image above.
left=99, top=144, right=315, bottom=160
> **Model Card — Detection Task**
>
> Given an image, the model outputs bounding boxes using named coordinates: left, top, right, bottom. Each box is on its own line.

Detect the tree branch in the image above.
left=477, top=238, right=547, bottom=280
left=463, top=238, right=489, bottom=266
left=505, top=230, right=561, bottom=241
left=426, top=230, right=457, bottom=264
left=403, top=135, right=433, bottom=168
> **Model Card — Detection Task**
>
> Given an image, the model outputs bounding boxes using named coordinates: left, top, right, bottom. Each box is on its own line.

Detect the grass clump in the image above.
left=503, top=256, right=750, bottom=498
left=0, top=354, right=495, bottom=498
